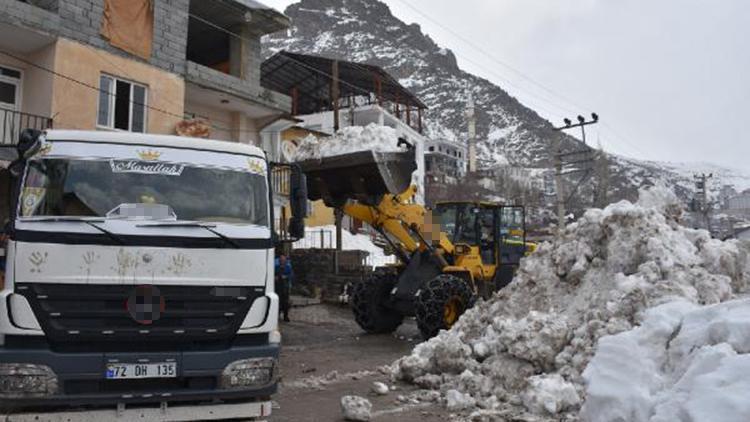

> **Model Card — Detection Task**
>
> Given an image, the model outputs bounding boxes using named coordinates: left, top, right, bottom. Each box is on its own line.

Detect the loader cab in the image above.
left=432, top=201, right=527, bottom=278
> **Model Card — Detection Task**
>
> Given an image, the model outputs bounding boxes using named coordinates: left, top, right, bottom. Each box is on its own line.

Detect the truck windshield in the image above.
left=20, top=158, right=269, bottom=227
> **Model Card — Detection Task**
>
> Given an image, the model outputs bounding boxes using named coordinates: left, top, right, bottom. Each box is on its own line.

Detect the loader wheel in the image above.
left=351, top=269, right=403, bottom=334
left=415, top=274, right=475, bottom=339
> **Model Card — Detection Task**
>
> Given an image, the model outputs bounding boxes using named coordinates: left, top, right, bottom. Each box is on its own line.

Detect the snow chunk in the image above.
left=445, top=389, right=476, bottom=411
left=340, top=395, right=372, bottom=421
left=371, top=381, right=389, bottom=395
left=522, top=374, right=581, bottom=415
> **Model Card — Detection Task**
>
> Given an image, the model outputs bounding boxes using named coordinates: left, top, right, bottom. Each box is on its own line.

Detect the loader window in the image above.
left=455, top=204, right=478, bottom=244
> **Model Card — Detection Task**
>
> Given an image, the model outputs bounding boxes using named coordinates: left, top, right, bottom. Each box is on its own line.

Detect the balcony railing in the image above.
left=0, top=107, right=53, bottom=145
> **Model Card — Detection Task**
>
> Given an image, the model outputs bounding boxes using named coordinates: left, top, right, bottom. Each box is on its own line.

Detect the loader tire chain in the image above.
left=415, top=274, right=475, bottom=340
left=351, top=268, right=403, bottom=334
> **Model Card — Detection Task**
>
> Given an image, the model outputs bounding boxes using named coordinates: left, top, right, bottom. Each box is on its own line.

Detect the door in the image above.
left=0, top=66, right=22, bottom=144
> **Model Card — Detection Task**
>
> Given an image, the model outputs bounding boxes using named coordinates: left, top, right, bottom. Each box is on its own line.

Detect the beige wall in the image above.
left=51, top=38, right=184, bottom=134
left=183, top=100, right=233, bottom=142
left=184, top=98, right=265, bottom=145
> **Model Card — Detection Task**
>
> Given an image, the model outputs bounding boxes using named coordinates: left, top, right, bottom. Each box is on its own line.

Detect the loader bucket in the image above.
left=297, top=148, right=417, bottom=207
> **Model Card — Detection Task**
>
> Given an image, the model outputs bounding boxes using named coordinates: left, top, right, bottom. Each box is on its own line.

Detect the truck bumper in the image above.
left=3, top=401, right=272, bottom=422
left=0, top=338, right=279, bottom=415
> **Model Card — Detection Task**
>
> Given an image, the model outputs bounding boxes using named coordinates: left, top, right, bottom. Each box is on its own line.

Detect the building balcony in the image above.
left=185, top=61, right=291, bottom=118
left=0, top=1, right=60, bottom=52
left=0, top=106, right=52, bottom=145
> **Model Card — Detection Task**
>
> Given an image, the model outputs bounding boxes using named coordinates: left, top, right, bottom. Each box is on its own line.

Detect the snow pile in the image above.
left=295, top=225, right=397, bottom=267
left=292, top=123, right=407, bottom=161
left=392, top=186, right=750, bottom=418
left=582, top=299, right=750, bottom=422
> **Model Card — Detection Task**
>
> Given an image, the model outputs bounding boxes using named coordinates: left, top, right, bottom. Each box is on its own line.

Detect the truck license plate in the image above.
left=106, top=362, right=177, bottom=379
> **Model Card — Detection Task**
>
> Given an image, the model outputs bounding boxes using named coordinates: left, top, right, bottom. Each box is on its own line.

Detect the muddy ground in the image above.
left=272, top=303, right=452, bottom=422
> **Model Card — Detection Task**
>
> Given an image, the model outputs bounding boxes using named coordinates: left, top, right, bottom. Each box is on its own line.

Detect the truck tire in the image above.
left=351, top=270, right=403, bottom=334
left=415, top=274, right=475, bottom=339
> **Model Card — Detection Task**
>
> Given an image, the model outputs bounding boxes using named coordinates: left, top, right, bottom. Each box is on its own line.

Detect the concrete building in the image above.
left=424, top=139, right=467, bottom=184
left=726, top=190, right=750, bottom=213
left=0, top=0, right=292, bottom=145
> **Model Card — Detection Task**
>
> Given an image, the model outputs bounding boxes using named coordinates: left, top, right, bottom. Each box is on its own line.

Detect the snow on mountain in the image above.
left=262, top=0, right=748, bottom=205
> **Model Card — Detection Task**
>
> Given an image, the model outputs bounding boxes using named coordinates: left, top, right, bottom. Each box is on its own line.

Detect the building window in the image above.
left=97, top=74, right=148, bottom=133
left=429, top=146, right=435, bottom=152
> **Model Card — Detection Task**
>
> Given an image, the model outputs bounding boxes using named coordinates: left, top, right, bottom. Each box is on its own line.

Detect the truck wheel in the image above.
left=415, top=274, right=475, bottom=339
left=351, top=269, right=403, bottom=334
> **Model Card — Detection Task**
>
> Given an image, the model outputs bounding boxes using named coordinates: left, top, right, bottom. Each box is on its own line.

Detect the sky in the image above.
left=260, top=0, right=750, bottom=170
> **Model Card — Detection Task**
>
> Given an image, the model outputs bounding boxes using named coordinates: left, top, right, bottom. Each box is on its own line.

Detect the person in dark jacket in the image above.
left=274, top=253, right=293, bottom=322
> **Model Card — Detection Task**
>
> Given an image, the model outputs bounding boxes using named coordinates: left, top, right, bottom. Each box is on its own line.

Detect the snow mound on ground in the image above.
left=582, top=299, right=750, bottom=422
left=392, top=185, right=750, bottom=419
left=292, top=123, right=406, bottom=161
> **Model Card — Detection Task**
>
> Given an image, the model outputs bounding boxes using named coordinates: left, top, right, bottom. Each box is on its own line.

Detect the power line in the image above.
left=0, top=48, right=259, bottom=135
left=391, top=0, right=587, bottom=113
left=390, top=0, right=650, bottom=158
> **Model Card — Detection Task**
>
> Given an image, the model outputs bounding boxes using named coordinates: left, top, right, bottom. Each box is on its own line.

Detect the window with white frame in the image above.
left=97, top=74, right=147, bottom=133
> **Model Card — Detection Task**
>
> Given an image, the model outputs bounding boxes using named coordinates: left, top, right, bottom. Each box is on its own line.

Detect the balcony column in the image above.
left=229, top=24, right=261, bottom=86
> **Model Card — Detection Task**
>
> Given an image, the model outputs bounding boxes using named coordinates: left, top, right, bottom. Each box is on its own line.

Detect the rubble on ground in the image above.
left=391, top=186, right=750, bottom=420
left=341, top=395, right=373, bottom=421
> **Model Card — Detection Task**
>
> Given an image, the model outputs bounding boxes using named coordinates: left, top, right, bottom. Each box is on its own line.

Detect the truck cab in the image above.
left=0, top=129, right=305, bottom=420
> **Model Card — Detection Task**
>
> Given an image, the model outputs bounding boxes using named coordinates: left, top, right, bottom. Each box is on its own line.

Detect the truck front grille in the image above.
left=15, top=283, right=264, bottom=347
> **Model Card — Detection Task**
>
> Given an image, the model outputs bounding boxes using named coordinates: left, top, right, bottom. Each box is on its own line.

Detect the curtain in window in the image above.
left=100, top=0, right=154, bottom=60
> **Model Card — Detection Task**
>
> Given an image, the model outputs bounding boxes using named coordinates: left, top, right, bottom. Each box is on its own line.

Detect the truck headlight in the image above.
left=0, top=364, right=58, bottom=398
left=220, top=358, right=276, bottom=389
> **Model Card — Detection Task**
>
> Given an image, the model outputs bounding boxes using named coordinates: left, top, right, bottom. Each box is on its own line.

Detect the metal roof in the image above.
left=261, top=51, right=427, bottom=116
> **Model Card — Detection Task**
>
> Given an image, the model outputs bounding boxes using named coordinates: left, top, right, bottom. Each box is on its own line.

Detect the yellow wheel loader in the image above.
left=297, top=140, right=535, bottom=339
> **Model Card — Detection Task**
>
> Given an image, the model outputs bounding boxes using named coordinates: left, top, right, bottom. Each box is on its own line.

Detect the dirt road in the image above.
left=272, top=303, right=451, bottom=421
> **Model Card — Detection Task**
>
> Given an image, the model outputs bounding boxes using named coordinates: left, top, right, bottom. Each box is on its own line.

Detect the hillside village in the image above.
left=0, top=0, right=749, bottom=421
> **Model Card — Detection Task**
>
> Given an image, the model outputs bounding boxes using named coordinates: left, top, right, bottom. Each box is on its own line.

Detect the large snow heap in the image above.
left=392, top=186, right=750, bottom=419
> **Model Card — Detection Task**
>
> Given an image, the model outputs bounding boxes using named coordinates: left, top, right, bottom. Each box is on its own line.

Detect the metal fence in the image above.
left=0, top=107, right=53, bottom=145
left=294, top=227, right=334, bottom=249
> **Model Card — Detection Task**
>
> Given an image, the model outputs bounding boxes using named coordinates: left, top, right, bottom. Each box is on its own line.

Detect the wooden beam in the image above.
left=332, top=60, right=340, bottom=131
left=373, top=73, right=383, bottom=105
left=290, top=87, right=299, bottom=115
left=406, top=104, right=412, bottom=126
left=418, top=108, right=423, bottom=134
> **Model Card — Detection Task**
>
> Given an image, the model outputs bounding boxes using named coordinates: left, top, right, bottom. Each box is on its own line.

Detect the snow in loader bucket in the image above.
left=297, top=147, right=416, bottom=207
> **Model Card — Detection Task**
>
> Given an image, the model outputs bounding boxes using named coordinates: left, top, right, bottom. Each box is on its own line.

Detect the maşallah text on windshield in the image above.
left=109, top=160, right=185, bottom=176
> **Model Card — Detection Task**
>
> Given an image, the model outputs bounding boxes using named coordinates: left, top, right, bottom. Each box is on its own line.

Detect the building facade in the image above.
left=0, top=0, right=292, bottom=145
left=424, top=139, right=467, bottom=184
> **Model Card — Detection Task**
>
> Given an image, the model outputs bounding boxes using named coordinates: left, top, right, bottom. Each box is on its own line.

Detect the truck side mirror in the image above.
left=288, top=165, right=307, bottom=240
left=9, top=129, right=43, bottom=178
left=17, top=129, right=43, bottom=160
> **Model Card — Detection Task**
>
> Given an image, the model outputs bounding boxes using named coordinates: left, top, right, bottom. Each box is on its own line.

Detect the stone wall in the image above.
left=292, top=249, right=372, bottom=303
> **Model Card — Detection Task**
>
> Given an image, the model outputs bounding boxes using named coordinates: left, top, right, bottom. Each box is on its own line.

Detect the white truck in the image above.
left=0, top=129, right=306, bottom=421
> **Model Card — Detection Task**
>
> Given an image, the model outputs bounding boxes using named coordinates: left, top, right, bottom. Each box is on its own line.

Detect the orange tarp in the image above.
left=100, top=0, right=154, bottom=60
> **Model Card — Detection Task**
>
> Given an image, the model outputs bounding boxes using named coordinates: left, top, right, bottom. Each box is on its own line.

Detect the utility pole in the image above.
left=552, top=113, right=600, bottom=234
left=694, top=173, right=713, bottom=234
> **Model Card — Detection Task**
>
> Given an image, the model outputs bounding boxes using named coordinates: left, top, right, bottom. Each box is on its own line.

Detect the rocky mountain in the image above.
left=262, top=0, right=748, bottom=207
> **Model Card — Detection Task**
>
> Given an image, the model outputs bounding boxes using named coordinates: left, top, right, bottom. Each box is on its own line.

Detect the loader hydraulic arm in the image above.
left=342, top=185, right=454, bottom=259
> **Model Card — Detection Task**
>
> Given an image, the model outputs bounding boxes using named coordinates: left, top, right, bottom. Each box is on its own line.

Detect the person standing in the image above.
left=275, top=253, right=293, bottom=322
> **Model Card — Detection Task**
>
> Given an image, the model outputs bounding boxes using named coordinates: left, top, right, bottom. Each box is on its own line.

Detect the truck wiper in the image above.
left=136, top=222, right=240, bottom=249
left=19, top=217, right=126, bottom=245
